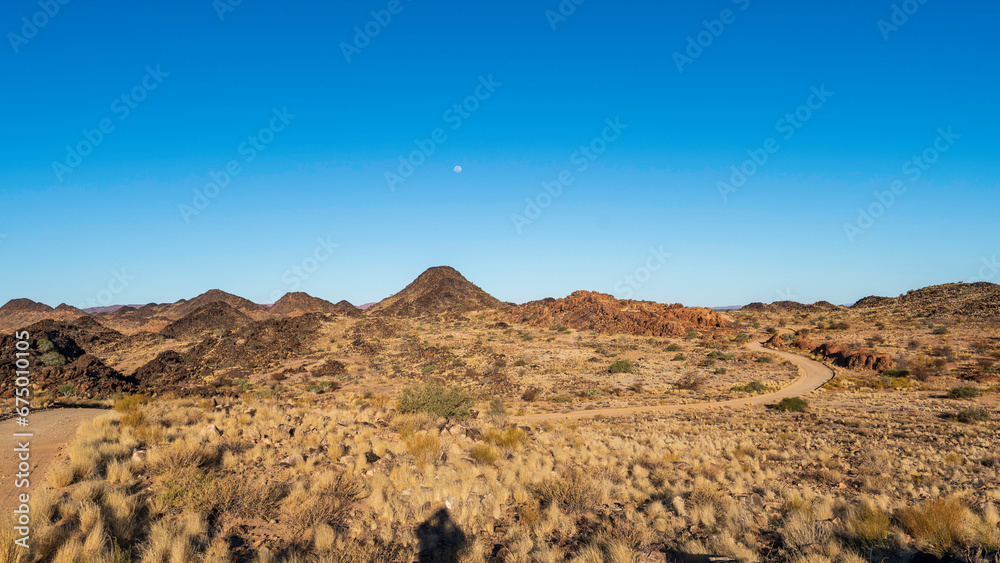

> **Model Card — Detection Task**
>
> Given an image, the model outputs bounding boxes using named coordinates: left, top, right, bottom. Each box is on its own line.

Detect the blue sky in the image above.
left=2, top=0, right=998, bottom=309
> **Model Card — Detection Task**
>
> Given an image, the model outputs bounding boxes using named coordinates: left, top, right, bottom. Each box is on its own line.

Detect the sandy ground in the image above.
left=0, top=408, right=106, bottom=513
left=512, top=339, right=833, bottom=422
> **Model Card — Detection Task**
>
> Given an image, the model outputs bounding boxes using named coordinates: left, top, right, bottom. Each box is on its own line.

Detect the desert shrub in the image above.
left=36, top=338, right=55, bottom=352
left=829, top=322, right=850, bottom=330
left=666, top=344, right=682, bottom=352
left=781, top=333, right=795, bottom=342
left=731, top=381, right=768, bottom=394
left=714, top=367, right=727, bottom=375
left=775, top=397, right=808, bottom=412
left=533, top=468, right=598, bottom=513
left=398, top=382, right=474, bottom=419
left=40, top=351, right=66, bottom=366
left=483, top=427, right=527, bottom=450
left=824, top=376, right=843, bottom=388
left=685, top=331, right=699, bottom=339
left=896, top=497, right=970, bottom=555
left=608, top=359, right=634, bottom=374
left=114, top=394, right=149, bottom=413
left=756, top=355, right=773, bottom=363
left=307, top=381, right=339, bottom=394
left=421, top=364, right=436, bottom=374
left=675, top=375, right=705, bottom=390
left=513, top=359, right=526, bottom=367
left=549, top=394, right=574, bottom=403
left=487, top=397, right=508, bottom=420
left=521, top=386, right=541, bottom=402
left=57, top=383, right=76, bottom=397
left=671, top=354, right=686, bottom=361
left=947, top=386, right=980, bottom=399
left=707, top=351, right=734, bottom=361
left=932, top=327, right=950, bottom=335
left=734, top=333, right=750, bottom=344
left=930, top=345, right=954, bottom=358
left=470, top=443, right=499, bottom=465
left=954, top=408, right=990, bottom=424
left=883, top=369, right=910, bottom=377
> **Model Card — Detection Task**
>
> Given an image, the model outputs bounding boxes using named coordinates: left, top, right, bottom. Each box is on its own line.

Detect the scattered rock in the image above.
left=200, top=424, right=222, bottom=439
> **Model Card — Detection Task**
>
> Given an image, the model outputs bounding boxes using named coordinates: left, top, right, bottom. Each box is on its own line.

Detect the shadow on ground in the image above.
left=417, top=508, right=467, bottom=563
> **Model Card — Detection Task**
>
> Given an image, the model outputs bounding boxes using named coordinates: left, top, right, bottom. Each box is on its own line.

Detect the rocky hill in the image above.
left=368, top=266, right=508, bottom=317
left=742, top=300, right=841, bottom=313
left=512, top=290, right=727, bottom=337
left=0, top=298, right=91, bottom=332
left=271, top=292, right=361, bottom=316
left=160, top=302, right=253, bottom=340
left=851, top=282, right=1000, bottom=320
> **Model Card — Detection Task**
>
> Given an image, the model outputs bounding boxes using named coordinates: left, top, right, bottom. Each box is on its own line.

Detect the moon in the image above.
left=454, top=166, right=462, bottom=173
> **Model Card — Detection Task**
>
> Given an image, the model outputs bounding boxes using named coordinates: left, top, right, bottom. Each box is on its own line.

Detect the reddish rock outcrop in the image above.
left=511, top=291, right=726, bottom=337
left=765, top=332, right=891, bottom=372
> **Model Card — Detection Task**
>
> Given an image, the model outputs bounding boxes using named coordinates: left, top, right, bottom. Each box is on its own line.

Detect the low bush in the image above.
left=40, top=351, right=66, bottom=367
left=521, top=386, right=541, bottom=402
left=954, top=408, right=990, bottom=424
left=947, top=386, right=980, bottom=399
left=731, top=381, right=768, bottom=394
left=398, top=382, right=474, bottom=419
left=608, top=359, right=634, bottom=374
left=775, top=397, right=808, bottom=412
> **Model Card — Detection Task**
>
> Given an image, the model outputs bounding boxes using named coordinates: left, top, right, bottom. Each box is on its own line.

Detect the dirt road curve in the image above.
left=0, top=408, right=105, bottom=513
left=512, top=339, right=834, bottom=423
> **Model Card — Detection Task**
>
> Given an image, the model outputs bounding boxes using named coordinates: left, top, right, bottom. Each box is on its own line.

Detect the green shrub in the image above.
left=707, top=351, right=735, bottom=361
left=932, top=327, right=950, bottom=335
left=665, top=344, right=682, bottom=352
left=57, top=383, right=76, bottom=397
left=398, top=382, right=474, bottom=419
left=731, top=381, right=769, bottom=394
left=40, top=351, right=66, bottom=366
left=421, top=364, right=437, bottom=374
left=734, top=333, right=750, bottom=344
left=513, top=359, right=526, bottom=367
left=671, top=354, right=686, bottom=361
left=608, top=359, right=634, bottom=374
left=775, top=397, right=808, bottom=412
left=36, top=338, right=55, bottom=353
left=946, top=386, right=980, bottom=399
left=954, top=408, right=989, bottom=423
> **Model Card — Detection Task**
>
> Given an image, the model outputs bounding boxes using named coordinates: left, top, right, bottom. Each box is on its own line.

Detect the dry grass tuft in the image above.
left=895, top=496, right=971, bottom=555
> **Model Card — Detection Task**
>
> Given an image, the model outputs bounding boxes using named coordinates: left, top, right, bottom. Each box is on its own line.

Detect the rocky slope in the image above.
left=271, top=292, right=361, bottom=316
left=852, top=282, right=1000, bottom=320
left=368, top=266, right=509, bottom=317
left=512, top=290, right=727, bottom=337
left=160, top=302, right=253, bottom=340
